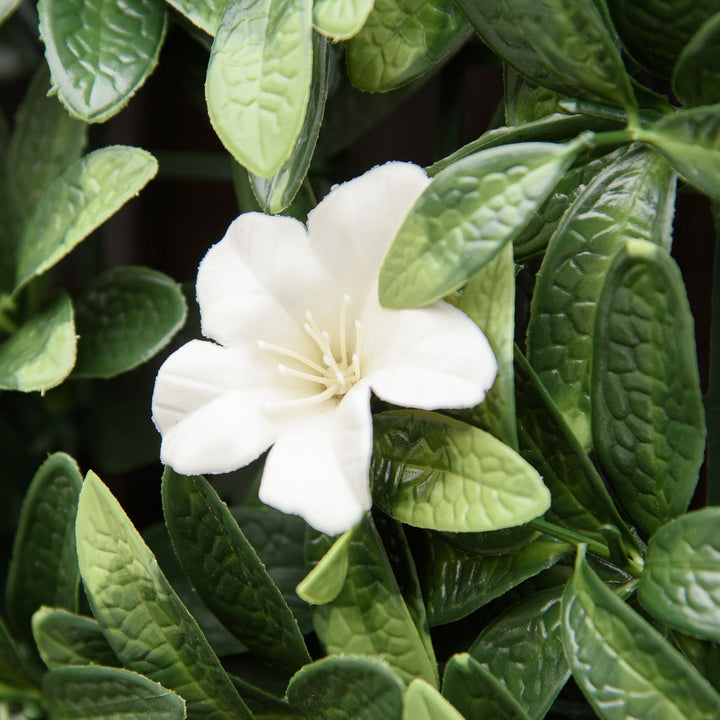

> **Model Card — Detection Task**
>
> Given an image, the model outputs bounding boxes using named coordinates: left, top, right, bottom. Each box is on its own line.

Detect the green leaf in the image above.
left=162, top=469, right=310, bottom=673
left=15, top=146, right=158, bottom=293
left=372, top=411, right=550, bottom=532
left=0, top=614, right=37, bottom=695
left=592, top=241, right=706, bottom=538
left=562, top=547, right=720, bottom=720
left=308, top=514, right=438, bottom=686
left=527, top=145, right=676, bottom=448
left=504, top=67, right=564, bottom=126
left=43, top=665, right=186, bottom=720
left=640, top=105, right=720, bottom=198
left=442, top=653, right=530, bottom=720
left=379, top=139, right=584, bottom=308
left=403, top=679, right=464, bottom=720
left=75, top=471, right=253, bottom=720
left=39, top=0, right=166, bottom=122
left=32, top=607, right=119, bottom=670
left=249, top=32, right=329, bottom=214
left=287, top=655, right=404, bottom=720
left=673, top=13, right=720, bottom=107
left=73, top=266, right=187, bottom=378
left=0, top=0, right=22, bottom=25
left=296, top=530, right=352, bottom=605
left=0, top=293, right=76, bottom=392
left=345, top=0, right=471, bottom=92
left=206, top=0, right=313, bottom=178
left=230, top=674, right=299, bottom=717
left=6, top=453, right=82, bottom=648
left=163, top=0, right=226, bottom=35
left=456, top=0, right=636, bottom=114
left=638, top=508, right=720, bottom=642
left=419, top=533, right=572, bottom=626
left=469, top=586, right=569, bottom=720
left=313, top=0, right=373, bottom=40
left=672, top=632, right=720, bottom=693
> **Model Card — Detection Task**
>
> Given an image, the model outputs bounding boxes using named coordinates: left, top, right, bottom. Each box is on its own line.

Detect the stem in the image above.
left=582, top=127, right=641, bottom=151
left=529, top=518, right=613, bottom=562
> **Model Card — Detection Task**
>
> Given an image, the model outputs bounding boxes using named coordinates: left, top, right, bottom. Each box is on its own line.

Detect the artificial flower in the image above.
left=152, top=162, right=497, bottom=535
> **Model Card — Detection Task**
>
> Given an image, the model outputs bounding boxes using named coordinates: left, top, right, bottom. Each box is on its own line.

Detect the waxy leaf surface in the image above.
left=403, top=679, right=464, bottom=720
left=313, top=0, right=373, bottom=40
left=163, top=0, right=225, bottom=34
left=296, top=530, right=352, bottom=605
left=673, top=12, right=720, bottom=107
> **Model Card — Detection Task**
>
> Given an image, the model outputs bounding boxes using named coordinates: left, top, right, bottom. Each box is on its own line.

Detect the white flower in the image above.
left=152, top=162, right=497, bottom=535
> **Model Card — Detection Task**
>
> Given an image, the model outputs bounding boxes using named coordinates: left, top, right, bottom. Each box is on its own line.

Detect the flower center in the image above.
left=258, top=294, right=362, bottom=409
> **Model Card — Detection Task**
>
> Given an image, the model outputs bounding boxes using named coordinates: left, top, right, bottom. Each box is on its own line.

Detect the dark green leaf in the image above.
left=592, top=241, right=706, bottom=537
left=673, top=12, right=720, bottom=107
left=672, top=632, right=720, bottom=693
left=0, top=613, right=37, bottom=695
left=231, top=674, right=299, bottom=717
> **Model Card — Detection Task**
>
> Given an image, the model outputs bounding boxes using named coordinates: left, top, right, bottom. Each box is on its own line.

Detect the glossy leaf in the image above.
left=527, top=145, right=676, bottom=448
left=308, top=514, right=438, bottom=686
left=296, top=530, right=352, bottom=605
left=0, top=293, right=75, bottom=392
left=163, top=0, right=226, bottom=35
left=470, top=586, right=569, bottom=720
left=345, top=0, right=470, bottom=92
left=639, top=508, right=720, bottom=642
left=206, top=0, right=313, bottom=178
left=15, top=146, right=158, bottom=292
left=161, top=469, right=310, bottom=673
left=32, top=607, right=119, bottom=670
left=73, top=266, right=187, bottom=378
left=562, top=547, right=720, bottom=720
left=442, top=653, right=530, bottom=720
left=372, top=410, right=550, bottom=532
left=673, top=12, right=720, bottom=107
left=6, top=453, right=82, bottom=647
left=456, top=0, right=636, bottom=113
left=403, top=679, right=464, bottom=720
left=43, top=665, right=186, bottom=720
left=379, top=139, right=584, bottom=308
left=287, top=655, right=404, bottom=720
left=75, top=471, right=252, bottom=720
left=313, top=0, right=373, bottom=40
left=592, top=241, right=706, bottom=537
left=39, top=0, right=166, bottom=122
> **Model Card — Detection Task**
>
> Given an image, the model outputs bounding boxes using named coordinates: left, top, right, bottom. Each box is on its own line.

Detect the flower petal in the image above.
left=259, top=382, right=373, bottom=535
left=362, top=301, right=498, bottom=410
left=306, top=162, right=430, bottom=299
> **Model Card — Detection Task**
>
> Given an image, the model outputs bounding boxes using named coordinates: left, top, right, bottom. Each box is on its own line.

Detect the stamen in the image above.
left=354, top=320, right=362, bottom=362
left=352, top=353, right=361, bottom=382
left=339, top=294, right=351, bottom=365
left=266, top=384, right=341, bottom=410
left=257, top=339, right=325, bottom=374
left=278, top=364, right=335, bottom=386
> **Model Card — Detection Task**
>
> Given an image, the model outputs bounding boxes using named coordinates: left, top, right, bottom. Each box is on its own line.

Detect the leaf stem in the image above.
left=582, top=127, right=641, bottom=150
left=529, top=518, right=612, bottom=561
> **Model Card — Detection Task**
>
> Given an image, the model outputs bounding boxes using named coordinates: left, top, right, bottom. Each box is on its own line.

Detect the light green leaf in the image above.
left=372, top=410, right=550, bottom=533
left=32, top=607, right=119, bottom=670
left=639, top=508, right=720, bottom=642
left=673, top=12, right=720, bottom=107
left=6, top=453, right=82, bottom=649
left=163, top=0, right=226, bottom=35
left=403, top=679, right=464, bottom=720
left=206, top=0, right=313, bottom=178
left=313, top=0, right=373, bottom=40
left=456, top=0, right=636, bottom=113
left=296, top=529, right=352, bottom=605
left=345, top=0, right=470, bottom=92
left=527, top=145, right=676, bottom=448
left=73, top=266, right=187, bottom=378
left=592, top=240, right=706, bottom=538
left=287, top=655, right=404, bottom=720
left=39, top=0, right=166, bottom=122
left=0, top=0, right=22, bottom=25
left=0, top=293, right=76, bottom=392
left=43, top=665, right=186, bottom=720
left=562, top=547, right=720, bottom=720
left=15, top=146, right=158, bottom=293
left=75, top=471, right=252, bottom=720
left=379, top=139, right=584, bottom=308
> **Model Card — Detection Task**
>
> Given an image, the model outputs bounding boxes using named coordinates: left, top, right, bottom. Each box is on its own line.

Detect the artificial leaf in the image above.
left=638, top=508, right=720, bottom=642
left=372, top=410, right=550, bottom=532
left=592, top=240, right=706, bottom=538
left=0, top=0, right=21, bottom=25
left=163, top=0, right=226, bottom=34
left=286, top=655, right=404, bottom=720
left=32, top=607, right=119, bottom=669
left=379, top=139, right=584, bottom=308
left=672, top=632, right=720, bottom=693
left=403, top=679, right=464, bottom=720
left=504, top=67, right=564, bottom=126
left=15, top=146, right=158, bottom=292
left=0, top=293, right=76, bottom=393
left=6, top=453, right=82, bottom=647
left=296, top=529, right=352, bottom=605
left=345, top=0, right=471, bottom=92
left=75, top=471, right=252, bottom=720
left=455, top=0, right=636, bottom=114
left=0, top=614, right=37, bottom=696
left=562, top=547, right=720, bottom=719
left=442, top=653, right=530, bottom=720
left=673, top=12, right=720, bottom=107
left=73, top=266, right=187, bottom=378
left=231, top=674, right=299, bottom=717
left=162, top=469, right=310, bottom=673
left=43, top=665, right=186, bottom=720
left=38, top=0, right=166, bottom=122
left=527, top=145, right=676, bottom=448
left=313, top=0, right=374, bottom=40
left=469, top=586, right=569, bottom=720
left=206, top=0, right=313, bottom=178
